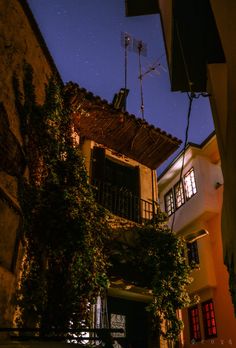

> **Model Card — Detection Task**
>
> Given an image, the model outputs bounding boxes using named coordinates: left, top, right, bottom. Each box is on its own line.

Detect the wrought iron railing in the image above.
left=0, top=327, right=123, bottom=347
left=92, top=179, right=158, bottom=224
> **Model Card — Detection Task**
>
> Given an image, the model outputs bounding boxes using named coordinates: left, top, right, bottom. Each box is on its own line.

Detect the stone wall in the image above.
left=0, top=0, right=58, bottom=325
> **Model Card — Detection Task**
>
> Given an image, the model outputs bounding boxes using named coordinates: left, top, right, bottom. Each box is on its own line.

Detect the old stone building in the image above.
left=0, top=3, right=183, bottom=346
left=0, top=0, right=58, bottom=325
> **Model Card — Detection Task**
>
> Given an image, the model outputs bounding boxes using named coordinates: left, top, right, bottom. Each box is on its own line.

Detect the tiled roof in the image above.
left=65, top=82, right=182, bottom=169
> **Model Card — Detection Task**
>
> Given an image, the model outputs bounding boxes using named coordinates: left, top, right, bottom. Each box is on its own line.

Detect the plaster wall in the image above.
left=159, top=154, right=222, bottom=233
left=188, top=233, right=216, bottom=293
left=207, top=0, right=236, bottom=303
left=182, top=200, right=236, bottom=347
left=81, top=139, right=158, bottom=205
left=159, top=138, right=236, bottom=346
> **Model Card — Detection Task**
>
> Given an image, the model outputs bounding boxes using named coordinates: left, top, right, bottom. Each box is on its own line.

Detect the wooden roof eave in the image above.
left=66, top=83, right=182, bottom=169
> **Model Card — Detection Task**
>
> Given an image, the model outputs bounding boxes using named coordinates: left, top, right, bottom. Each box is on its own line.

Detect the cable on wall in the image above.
left=170, top=92, right=194, bottom=232
left=170, top=20, right=210, bottom=232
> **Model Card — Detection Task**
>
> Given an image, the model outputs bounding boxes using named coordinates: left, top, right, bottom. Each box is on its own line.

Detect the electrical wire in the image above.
left=170, top=19, right=207, bottom=232
left=170, top=93, right=194, bottom=232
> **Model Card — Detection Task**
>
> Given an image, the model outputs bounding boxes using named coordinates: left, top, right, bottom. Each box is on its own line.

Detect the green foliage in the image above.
left=107, top=211, right=196, bottom=341
left=14, top=62, right=194, bottom=341
left=15, top=63, right=110, bottom=330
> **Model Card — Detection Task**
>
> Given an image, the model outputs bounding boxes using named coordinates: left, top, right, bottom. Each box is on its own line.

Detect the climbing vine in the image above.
left=107, top=210, right=197, bottom=341
left=14, top=62, right=110, bottom=330
left=13, top=62, right=194, bottom=343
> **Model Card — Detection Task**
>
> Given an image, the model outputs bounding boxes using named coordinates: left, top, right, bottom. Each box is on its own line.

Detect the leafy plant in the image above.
left=14, top=62, right=194, bottom=343
left=14, top=63, right=110, bottom=331
left=106, top=210, right=196, bottom=341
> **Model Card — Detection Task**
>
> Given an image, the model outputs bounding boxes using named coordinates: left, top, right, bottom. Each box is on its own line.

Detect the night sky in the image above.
left=27, top=0, right=214, bottom=174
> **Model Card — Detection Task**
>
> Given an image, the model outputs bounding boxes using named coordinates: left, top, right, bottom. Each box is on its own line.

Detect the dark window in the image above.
left=91, top=146, right=106, bottom=182
left=174, top=181, right=185, bottom=208
left=184, top=168, right=197, bottom=200
left=164, top=189, right=175, bottom=216
left=188, top=305, right=201, bottom=342
left=202, top=299, right=217, bottom=339
left=187, top=241, right=199, bottom=267
left=91, top=147, right=140, bottom=221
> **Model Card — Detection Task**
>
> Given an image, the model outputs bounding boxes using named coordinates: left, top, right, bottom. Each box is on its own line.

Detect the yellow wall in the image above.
left=158, top=136, right=236, bottom=347
left=206, top=1, right=236, bottom=305
left=81, top=139, right=158, bottom=205
left=182, top=200, right=236, bottom=347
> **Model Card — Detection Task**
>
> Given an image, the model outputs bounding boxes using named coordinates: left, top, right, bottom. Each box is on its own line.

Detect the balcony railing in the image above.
left=92, top=179, right=158, bottom=224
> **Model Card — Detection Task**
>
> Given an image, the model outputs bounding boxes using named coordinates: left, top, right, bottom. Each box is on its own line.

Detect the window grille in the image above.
left=202, top=299, right=217, bottom=339
left=174, top=181, right=185, bottom=208
left=164, top=189, right=175, bottom=216
left=188, top=305, right=201, bottom=342
left=163, top=167, right=197, bottom=215
left=184, top=168, right=197, bottom=199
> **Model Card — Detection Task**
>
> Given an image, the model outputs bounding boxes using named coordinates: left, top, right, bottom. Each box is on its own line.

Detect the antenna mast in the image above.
left=133, top=38, right=147, bottom=119
left=121, top=32, right=132, bottom=111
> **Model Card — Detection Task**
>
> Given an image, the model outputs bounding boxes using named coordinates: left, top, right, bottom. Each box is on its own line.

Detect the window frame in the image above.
left=187, top=240, right=200, bottom=268
left=174, top=180, right=185, bottom=209
left=184, top=167, right=197, bottom=200
left=163, top=167, right=197, bottom=216
left=164, top=189, right=175, bottom=216
left=188, top=305, right=202, bottom=342
left=201, top=299, right=217, bottom=339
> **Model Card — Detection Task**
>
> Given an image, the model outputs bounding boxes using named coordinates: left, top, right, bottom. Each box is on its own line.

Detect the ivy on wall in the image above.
left=14, top=62, right=110, bottom=331
left=12, top=61, right=195, bottom=343
left=107, top=210, right=197, bottom=341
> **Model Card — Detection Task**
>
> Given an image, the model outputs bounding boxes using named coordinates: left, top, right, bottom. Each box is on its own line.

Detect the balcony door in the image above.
left=92, top=147, right=140, bottom=221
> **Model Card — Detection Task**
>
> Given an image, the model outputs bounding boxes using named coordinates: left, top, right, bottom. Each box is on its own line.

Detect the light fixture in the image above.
left=185, top=229, right=209, bottom=243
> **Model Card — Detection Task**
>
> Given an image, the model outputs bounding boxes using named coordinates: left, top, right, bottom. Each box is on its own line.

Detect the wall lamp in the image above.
left=185, top=229, right=209, bottom=243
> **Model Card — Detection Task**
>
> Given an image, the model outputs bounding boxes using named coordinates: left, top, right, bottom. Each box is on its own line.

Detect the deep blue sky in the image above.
left=27, top=0, right=214, bottom=174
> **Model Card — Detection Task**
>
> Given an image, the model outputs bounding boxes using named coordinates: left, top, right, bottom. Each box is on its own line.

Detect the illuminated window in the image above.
left=163, top=168, right=197, bottom=215
left=184, top=168, right=197, bottom=200
left=202, top=299, right=217, bottom=339
left=164, top=189, right=175, bottom=216
left=187, top=241, right=199, bottom=268
left=188, top=305, right=201, bottom=342
left=174, top=181, right=185, bottom=208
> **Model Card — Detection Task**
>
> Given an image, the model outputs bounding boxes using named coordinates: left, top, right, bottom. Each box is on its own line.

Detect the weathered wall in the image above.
left=0, top=0, right=57, bottom=325
left=81, top=139, right=158, bottom=212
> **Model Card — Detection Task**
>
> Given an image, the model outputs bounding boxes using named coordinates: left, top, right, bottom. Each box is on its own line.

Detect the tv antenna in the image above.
left=140, top=56, right=167, bottom=79
left=121, top=32, right=132, bottom=99
left=113, top=33, right=132, bottom=112
left=116, top=34, right=165, bottom=118
left=133, top=38, right=147, bottom=119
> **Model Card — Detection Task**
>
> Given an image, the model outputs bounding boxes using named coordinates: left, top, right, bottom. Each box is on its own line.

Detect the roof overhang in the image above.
left=65, top=83, right=181, bottom=170
left=125, top=0, right=159, bottom=17
left=161, top=0, right=225, bottom=92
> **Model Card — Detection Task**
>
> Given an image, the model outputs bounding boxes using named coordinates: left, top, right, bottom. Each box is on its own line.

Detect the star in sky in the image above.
left=27, top=0, right=214, bottom=173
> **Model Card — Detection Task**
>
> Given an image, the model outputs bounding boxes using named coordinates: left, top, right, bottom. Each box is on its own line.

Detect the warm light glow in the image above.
left=185, top=229, right=209, bottom=243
